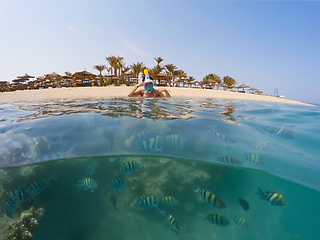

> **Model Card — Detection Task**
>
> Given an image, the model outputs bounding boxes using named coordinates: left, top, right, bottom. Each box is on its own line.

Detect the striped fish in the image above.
left=74, top=178, right=98, bottom=192
left=199, top=214, right=230, bottom=226
left=111, top=175, right=123, bottom=193
left=133, top=130, right=164, bottom=152
left=217, top=156, right=242, bottom=165
left=255, top=187, right=286, bottom=206
left=162, top=134, right=186, bottom=149
left=136, top=195, right=159, bottom=210
left=193, top=184, right=226, bottom=208
left=2, top=198, right=18, bottom=219
left=161, top=196, right=179, bottom=206
left=120, top=161, right=142, bottom=174
left=233, top=216, right=249, bottom=229
left=211, top=131, right=237, bottom=143
left=86, top=161, right=99, bottom=176
left=245, top=152, right=264, bottom=165
left=28, top=180, right=47, bottom=196
left=6, top=188, right=29, bottom=202
left=158, top=209, right=180, bottom=235
left=250, top=140, right=272, bottom=151
left=265, top=125, right=294, bottom=139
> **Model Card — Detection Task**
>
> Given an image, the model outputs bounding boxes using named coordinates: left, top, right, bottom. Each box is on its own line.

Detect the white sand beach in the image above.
left=0, top=86, right=309, bottom=106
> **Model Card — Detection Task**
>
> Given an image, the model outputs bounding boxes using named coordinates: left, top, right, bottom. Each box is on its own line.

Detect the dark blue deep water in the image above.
left=0, top=98, right=319, bottom=240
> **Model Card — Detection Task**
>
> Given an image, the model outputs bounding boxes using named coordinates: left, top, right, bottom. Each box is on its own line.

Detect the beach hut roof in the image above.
left=237, top=83, right=250, bottom=88
left=72, top=70, right=97, bottom=79
left=45, top=72, right=63, bottom=80
left=190, top=80, right=199, bottom=84
left=122, top=72, right=135, bottom=77
left=248, top=87, right=258, bottom=91
left=17, top=73, right=35, bottom=79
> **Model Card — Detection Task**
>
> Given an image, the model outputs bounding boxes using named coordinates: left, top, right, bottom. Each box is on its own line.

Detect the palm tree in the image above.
left=203, top=73, right=221, bottom=89
left=187, top=76, right=195, bottom=87
left=106, top=55, right=118, bottom=76
left=173, top=70, right=187, bottom=87
left=93, top=65, right=106, bottom=86
left=165, top=64, right=177, bottom=87
left=154, top=57, right=165, bottom=73
left=131, top=62, right=145, bottom=83
left=116, top=56, right=125, bottom=78
left=64, top=71, right=72, bottom=76
left=223, top=76, right=236, bottom=89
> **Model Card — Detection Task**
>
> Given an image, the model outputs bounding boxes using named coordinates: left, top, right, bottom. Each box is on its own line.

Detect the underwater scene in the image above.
left=0, top=98, right=319, bottom=240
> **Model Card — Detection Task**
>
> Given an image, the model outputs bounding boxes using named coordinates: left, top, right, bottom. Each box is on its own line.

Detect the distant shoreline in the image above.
left=0, top=86, right=311, bottom=106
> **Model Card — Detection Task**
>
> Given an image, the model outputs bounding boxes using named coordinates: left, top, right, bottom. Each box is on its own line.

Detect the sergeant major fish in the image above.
left=199, top=213, right=230, bottom=226
left=111, top=175, right=124, bottom=193
left=161, top=196, right=179, bottom=206
left=255, top=187, right=286, bottom=206
left=232, top=216, right=249, bottom=229
left=193, top=184, right=226, bottom=208
left=135, top=195, right=159, bottom=210
left=120, top=161, right=143, bottom=174
left=245, top=152, right=264, bottom=165
left=210, top=131, right=237, bottom=143
left=2, top=198, right=18, bottom=219
left=74, top=178, right=98, bottom=192
left=157, top=209, right=180, bottom=235
left=217, top=156, right=242, bottom=165
left=6, top=188, right=30, bottom=202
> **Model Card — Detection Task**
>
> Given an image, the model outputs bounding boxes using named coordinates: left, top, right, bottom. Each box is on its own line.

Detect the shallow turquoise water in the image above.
left=0, top=98, right=319, bottom=239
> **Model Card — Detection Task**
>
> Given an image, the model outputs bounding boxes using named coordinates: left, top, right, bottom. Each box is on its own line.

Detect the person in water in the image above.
left=128, top=75, right=171, bottom=98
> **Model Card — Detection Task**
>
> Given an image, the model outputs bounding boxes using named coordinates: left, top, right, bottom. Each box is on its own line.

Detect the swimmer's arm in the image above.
left=159, top=89, right=171, bottom=97
left=128, top=83, right=143, bottom=97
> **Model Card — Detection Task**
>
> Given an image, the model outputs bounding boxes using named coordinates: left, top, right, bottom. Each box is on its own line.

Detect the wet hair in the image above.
left=142, top=76, right=153, bottom=82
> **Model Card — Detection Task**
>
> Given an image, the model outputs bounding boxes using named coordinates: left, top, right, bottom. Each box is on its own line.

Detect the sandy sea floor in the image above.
left=0, top=86, right=309, bottom=106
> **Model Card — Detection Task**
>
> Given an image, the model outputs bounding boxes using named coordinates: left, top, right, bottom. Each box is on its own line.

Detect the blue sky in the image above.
left=1, top=1, right=319, bottom=103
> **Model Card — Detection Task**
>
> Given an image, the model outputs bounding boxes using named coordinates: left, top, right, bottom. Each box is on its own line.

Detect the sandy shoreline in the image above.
left=0, top=86, right=309, bottom=106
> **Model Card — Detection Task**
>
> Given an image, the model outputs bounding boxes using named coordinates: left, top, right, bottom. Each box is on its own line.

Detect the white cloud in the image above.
left=68, top=26, right=78, bottom=32
left=120, top=37, right=146, bottom=56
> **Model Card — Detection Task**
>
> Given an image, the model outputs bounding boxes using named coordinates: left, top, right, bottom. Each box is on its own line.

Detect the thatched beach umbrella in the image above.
left=237, top=83, right=250, bottom=92
left=72, top=70, right=97, bottom=87
left=154, top=73, right=171, bottom=86
left=123, top=72, right=136, bottom=85
left=17, top=73, right=35, bottom=90
left=45, top=72, right=62, bottom=88
left=62, top=75, right=73, bottom=87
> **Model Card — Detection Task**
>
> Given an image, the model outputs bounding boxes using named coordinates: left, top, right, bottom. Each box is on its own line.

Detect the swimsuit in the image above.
left=144, top=90, right=156, bottom=97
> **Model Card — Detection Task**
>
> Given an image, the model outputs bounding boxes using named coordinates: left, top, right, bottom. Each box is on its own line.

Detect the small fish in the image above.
left=74, top=178, right=98, bottom=192
left=265, top=125, right=294, bottom=139
left=199, top=214, right=230, bottom=226
left=109, top=192, right=117, bottom=211
left=134, top=135, right=163, bottom=152
left=111, top=175, right=124, bottom=193
left=161, top=196, right=179, bottom=206
left=28, top=180, right=47, bottom=196
left=255, top=187, right=286, bottom=206
left=120, top=161, right=142, bottom=174
left=245, top=153, right=264, bottom=165
left=86, top=161, right=99, bottom=176
left=217, top=156, right=242, bottom=165
left=136, top=195, right=159, bottom=210
left=6, top=188, right=30, bottom=202
left=158, top=209, right=180, bottom=235
left=2, top=198, right=18, bottom=219
left=162, top=134, right=187, bottom=149
left=250, top=140, right=272, bottom=151
left=238, top=198, right=250, bottom=210
left=211, top=131, right=237, bottom=143
left=193, top=184, right=226, bottom=208
left=233, top=216, right=249, bottom=229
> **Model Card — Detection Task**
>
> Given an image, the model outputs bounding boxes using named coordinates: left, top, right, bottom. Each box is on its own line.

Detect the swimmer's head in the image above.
left=144, top=79, right=154, bottom=93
